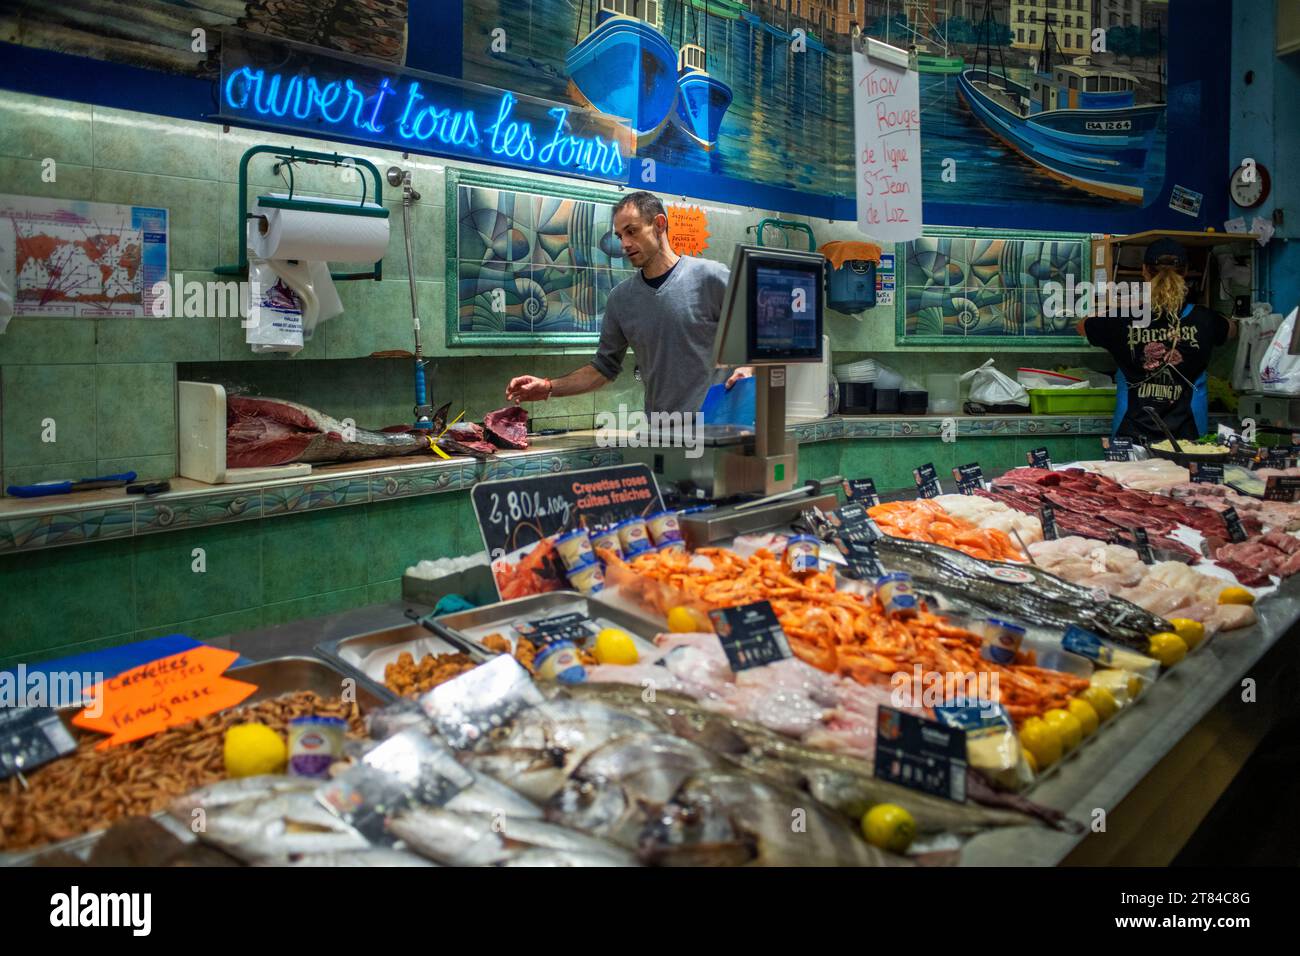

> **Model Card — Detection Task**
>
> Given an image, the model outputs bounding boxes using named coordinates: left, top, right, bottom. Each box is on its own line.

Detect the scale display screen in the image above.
left=746, top=260, right=823, bottom=361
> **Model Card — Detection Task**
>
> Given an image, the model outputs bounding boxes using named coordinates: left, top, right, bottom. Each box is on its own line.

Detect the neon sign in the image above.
left=218, top=32, right=630, bottom=183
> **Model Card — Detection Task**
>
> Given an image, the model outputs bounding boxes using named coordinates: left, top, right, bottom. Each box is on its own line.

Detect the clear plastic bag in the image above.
left=961, top=359, right=1029, bottom=407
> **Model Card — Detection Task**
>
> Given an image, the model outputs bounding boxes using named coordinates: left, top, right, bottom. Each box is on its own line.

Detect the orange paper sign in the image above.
left=73, top=646, right=257, bottom=750
left=666, top=204, right=710, bottom=257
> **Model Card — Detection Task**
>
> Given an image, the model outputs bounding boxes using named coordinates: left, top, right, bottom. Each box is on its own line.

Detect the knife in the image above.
left=6, top=472, right=138, bottom=498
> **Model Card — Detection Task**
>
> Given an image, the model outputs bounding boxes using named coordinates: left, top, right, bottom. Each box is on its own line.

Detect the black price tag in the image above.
left=827, top=501, right=883, bottom=543
left=513, top=612, right=598, bottom=646
left=873, top=706, right=967, bottom=803
left=1132, top=527, right=1155, bottom=564
left=1266, top=446, right=1296, bottom=468
left=834, top=536, right=884, bottom=580
left=953, top=462, right=984, bottom=495
left=842, top=477, right=880, bottom=507
left=0, top=706, right=78, bottom=780
left=1227, top=436, right=1260, bottom=468
left=1189, top=463, right=1224, bottom=484
left=708, top=602, right=793, bottom=672
left=1222, top=506, right=1248, bottom=543
left=1039, top=502, right=1059, bottom=541
left=1103, top=437, right=1134, bottom=462
left=1028, top=447, right=1052, bottom=469
left=1264, top=476, right=1300, bottom=502
left=913, top=462, right=941, bottom=499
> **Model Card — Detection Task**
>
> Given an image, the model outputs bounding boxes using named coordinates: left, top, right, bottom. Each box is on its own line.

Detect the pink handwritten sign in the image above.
left=852, top=41, right=922, bottom=243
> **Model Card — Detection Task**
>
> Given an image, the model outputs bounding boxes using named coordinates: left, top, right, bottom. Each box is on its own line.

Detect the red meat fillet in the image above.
left=483, top=406, right=530, bottom=449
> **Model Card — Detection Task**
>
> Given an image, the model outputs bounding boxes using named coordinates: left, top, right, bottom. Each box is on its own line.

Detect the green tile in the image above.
left=1, top=363, right=97, bottom=467
left=133, top=522, right=263, bottom=629
left=0, top=316, right=97, bottom=365
left=1016, top=434, right=1079, bottom=467
left=796, top=442, right=840, bottom=484
left=134, top=607, right=265, bottom=643
left=92, top=107, right=222, bottom=180
left=0, top=538, right=136, bottom=659
left=96, top=314, right=222, bottom=362
left=0, top=633, right=137, bottom=671
left=0, top=157, right=96, bottom=203
left=329, top=280, right=424, bottom=358
left=0, top=93, right=94, bottom=163
left=96, top=363, right=175, bottom=459
left=261, top=506, right=370, bottom=603
left=262, top=586, right=371, bottom=627
left=97, top=454, right=176, bottom=482
left=2, top=459, right=96, bottom=494
left=92, top=168, right=221, bottom=275
left=368, top=579, right=402, bottom=604
left=367, top=493, right=465, bottom=585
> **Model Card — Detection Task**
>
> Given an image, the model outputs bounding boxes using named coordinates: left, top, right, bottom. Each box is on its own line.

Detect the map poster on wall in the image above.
left=852, top=40, right=922, bottom=244
left=0, top=195, right=169, bottom=318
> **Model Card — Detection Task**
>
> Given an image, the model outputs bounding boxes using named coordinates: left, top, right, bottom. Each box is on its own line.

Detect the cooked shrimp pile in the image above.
left=868, top=499, right=1026, bottom=561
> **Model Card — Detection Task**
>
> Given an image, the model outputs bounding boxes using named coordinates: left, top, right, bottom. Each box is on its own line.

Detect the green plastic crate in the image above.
left=1027, top=388, right=1118, bottom=415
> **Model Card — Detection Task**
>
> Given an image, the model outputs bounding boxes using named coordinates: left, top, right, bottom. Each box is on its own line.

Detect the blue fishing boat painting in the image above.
left=957, top=9, right=1165, bottom=204
left=566, top=0, right=680, bottom=146
left=668, top=0, right=733, bottom=149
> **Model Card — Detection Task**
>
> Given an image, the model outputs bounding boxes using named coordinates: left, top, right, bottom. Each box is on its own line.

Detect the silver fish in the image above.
left=184, top=792, right=370, bottom=864
left=445, top=773, right=543, bottom=819
left=258, top=848, right=438, bottom=867
left=640, top=771, right=908, bottom=867
left=389, top=809, right=636, bottom=866
left=545, top=732, right=724, bottom=847
left=169, top=774, right=318, bottom=815
left=498, top=847, right=639, bottom=867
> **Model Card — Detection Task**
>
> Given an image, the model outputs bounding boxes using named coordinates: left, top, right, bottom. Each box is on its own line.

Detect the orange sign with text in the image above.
left=73, top=646, right=257, bottom=750
left=666, top=205, right=710, bottom=257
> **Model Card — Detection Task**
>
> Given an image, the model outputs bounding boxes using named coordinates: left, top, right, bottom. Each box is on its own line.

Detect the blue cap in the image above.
left=1143, top=237, right=1188, bottom=268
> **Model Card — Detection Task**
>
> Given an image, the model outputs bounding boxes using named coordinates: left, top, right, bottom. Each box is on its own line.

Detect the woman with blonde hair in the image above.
left=1080, top=238, right=1235, bottom=442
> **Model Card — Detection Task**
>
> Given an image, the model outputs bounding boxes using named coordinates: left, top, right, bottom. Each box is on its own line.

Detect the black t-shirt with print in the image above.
left=1084, top=305, right=1230, bottom=441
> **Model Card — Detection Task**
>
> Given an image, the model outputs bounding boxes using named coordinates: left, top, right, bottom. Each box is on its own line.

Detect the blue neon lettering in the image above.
left=488, top=94, right=535, bottom=161
left=398, top=82, right=424, bottom=138
left=314, top=80, right=347, bottom=123
left=366, top=78, right=395, bottom=134
left=343, top=80, right=367, bottom=129
left=224, top=67, right=257, bottom=109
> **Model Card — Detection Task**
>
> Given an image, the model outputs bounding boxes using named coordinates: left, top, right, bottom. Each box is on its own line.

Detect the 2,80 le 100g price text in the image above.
left=487, top=491, right=572, bottom=529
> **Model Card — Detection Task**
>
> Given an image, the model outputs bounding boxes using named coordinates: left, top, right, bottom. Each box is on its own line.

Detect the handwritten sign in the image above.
left=665, top=204, right=710, bottom=257
left=471, top=464, right=663, bottom=599
left=852, top=39, right=922, bottom=243
left=72, top=647, right=256, bottom=750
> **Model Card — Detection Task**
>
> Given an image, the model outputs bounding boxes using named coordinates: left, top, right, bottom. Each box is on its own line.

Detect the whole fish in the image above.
left=179, top=792, right=369, bottom=864
left=462, top=698, right=660, bottom=802
left=545, top=732, right=725, bottom=847
left=445, top=773, right=543, bottom=819
left=389, top=808, right=637, bottom=866
left=170, top=774, right=318, bottom=814
left=226, top=395, right=431, bottom=466
left=640, top=770, right=908, bottom=867
left=259, top=848, right=438, bottom=867
left=873, top=535, right=1170, bottom=649
left=498, top=847, right=639, bottom=867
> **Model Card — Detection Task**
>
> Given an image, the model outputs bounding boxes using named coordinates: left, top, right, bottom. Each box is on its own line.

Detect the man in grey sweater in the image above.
left=506, top=191, right=750, bottom=414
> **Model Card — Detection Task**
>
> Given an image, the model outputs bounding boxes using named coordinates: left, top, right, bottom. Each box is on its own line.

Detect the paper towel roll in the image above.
left=250, top=197, right=389, bottom=262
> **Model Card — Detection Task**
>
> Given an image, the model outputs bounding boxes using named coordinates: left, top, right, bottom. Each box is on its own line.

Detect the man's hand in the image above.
left=725, top=366, right=754, bottom=390
left=506, top=375, right=552, bottom=403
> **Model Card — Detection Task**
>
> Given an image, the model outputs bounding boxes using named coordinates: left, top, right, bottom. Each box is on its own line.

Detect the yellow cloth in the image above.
left=819, top=240, right=883, bottom=270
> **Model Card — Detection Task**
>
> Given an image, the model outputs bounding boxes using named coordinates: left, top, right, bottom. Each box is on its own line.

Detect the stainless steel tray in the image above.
left=2, top=655, right=385, bottom=867
left=316, top=590, right=666, bottom=697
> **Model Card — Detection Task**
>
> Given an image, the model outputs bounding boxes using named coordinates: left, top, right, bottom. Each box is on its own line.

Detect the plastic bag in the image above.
left=1258, top=307, right=1300, bottom=396
left=960, top=359, right=1029, bottom=407
left=245, top=258, right=305, bottom=355
left=1235, top=304, right=1284, bottom=393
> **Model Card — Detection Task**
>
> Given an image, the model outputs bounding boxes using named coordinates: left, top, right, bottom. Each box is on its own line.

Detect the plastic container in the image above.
left=615, top=516, right=653, bottom=557
left=874, top=388, right=900, bottom=413
left=976, top=618, right=1026, bottom=664
left=554, top=527, right=595, bottom=571
left=840, top=381, right=875, bottom=414
left=646, top=510, right=683, bottom=546
left=926, top=374, right=961, bottom=414
left=589, top=525, right=623, bottom=561
left=535, top=641, right=587, bottom=683
left=783, top=535, right=821, bottom=574
left=899, top=390, right=928, bottom=414
left=875, top=572, right=918, bottom=618
left=287, top=716, right=346, bottom=779
left=566, top=560, right=606, bottom=594
left=1026, top=387, right=1117, bottom=415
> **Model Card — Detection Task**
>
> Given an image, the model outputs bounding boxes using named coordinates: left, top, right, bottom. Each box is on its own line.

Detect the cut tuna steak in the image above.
left=227, top=396, right=426, bottom=467
left=483, top=405, right=530, bottom=449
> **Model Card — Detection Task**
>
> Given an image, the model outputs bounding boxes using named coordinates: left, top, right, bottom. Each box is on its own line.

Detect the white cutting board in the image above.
left=178, top=381, right=311, bottom=484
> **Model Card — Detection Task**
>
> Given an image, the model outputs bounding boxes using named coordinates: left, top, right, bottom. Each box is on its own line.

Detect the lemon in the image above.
left=1218, top=586, right=1255, bottom=606
left=1066, top=698, right=1100, bottom=738
left=1080, top=686, right=1119, bottom=722
left=1043, top=708, right=1083, bottom=753
left=1018, top=716, right=1062, bottom=769
left=1127, top=675, right=1146, bottom=699
left=224, top=723, right=287, bottom=778
left=1147, top=631, right=1188, bottom=668
left=667, top=606, right=703, bottom=633
left=1021, top=746, right=1038, bottom=775
left=593, top=628, right=640, bottom=665
left=861, top=803, right=916, bottom=853
left=1167, top=618, right=1205, bottom=650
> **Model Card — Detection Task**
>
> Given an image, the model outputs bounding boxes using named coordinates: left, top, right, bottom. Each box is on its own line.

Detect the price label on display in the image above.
left=828, top=501, right=883, bottom=542
left=834, top=537, right=884, bottom=580
left=1103, top=437, right=1134, bottom=462
left=1189, top=463, right=1224, bottom=484
left=708, top=602, right=793, bottom=672
left=1132, top=528, right=1155, bottom=564
left=913, top=462, right=941, bottom=499
left=874, top=706, right=967, bottom=803
left=1263, top=476, right=1300, bottom=502
left=842, top=477, right=880, bottom=506
left=1266, top=446, right=1297, bottom=468
left=1221, top=507, right=1248, bottom=543
left=1028, top=447, right=1052, bottom=469
left=1039, top=503, right=1059, bottom=541
left=0, top=706, right=78, bottom=780
left=953, top=462, right=984, bottom=495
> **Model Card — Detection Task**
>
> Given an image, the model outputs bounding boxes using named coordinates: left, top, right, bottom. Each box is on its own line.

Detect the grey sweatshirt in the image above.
left=589, top=255, right=730, bottom=414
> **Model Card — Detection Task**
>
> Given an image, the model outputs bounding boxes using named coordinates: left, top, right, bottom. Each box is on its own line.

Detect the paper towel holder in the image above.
left=214, top=144, right=388, bottom=282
